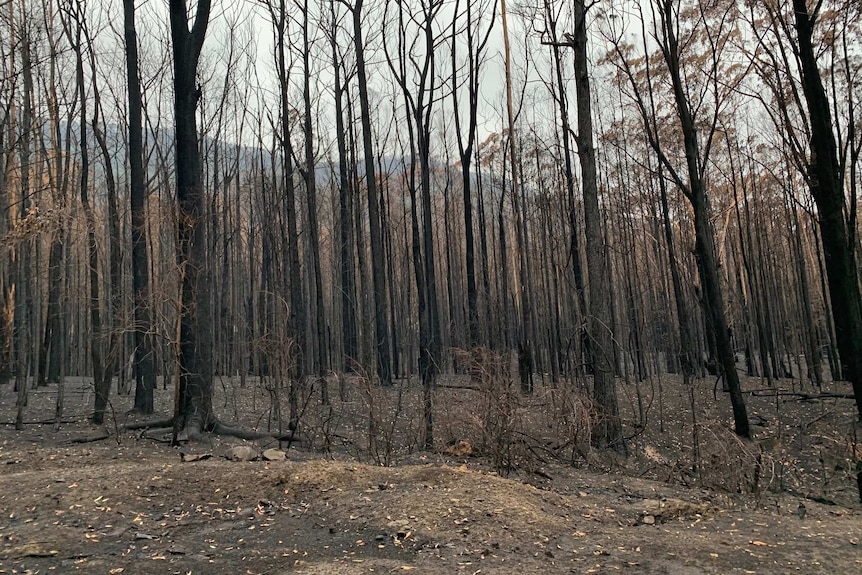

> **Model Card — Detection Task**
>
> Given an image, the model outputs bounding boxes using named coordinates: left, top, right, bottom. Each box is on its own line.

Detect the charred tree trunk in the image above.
left=169, top=0, right=214, bottom=438
left=542, top=1, right=590, bottom=376
left=331, top=1, right=358, bottom=371
left=299, top=0, right=329, bottom=396
left=63, top=0, right=109, bottom=425
left=13, top=19, right=36, bottom=428
left=656, top=0, right=749, bottom=437
left=793, top=0, right=862, bottom=419
left=124, top=0, right=156, bottom=414
left=352, top=0, right=392, bottom=384
left=572, top=0, right=623, bottom=450
left=450, top=0, right=494, bottom=347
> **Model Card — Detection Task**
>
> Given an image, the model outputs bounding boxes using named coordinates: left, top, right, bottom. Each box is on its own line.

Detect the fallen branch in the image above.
left=131, top=417, right=307, bottom=447
left=436, top=383, right=481, bottom=392
left=749, top=391, right=855, bottom=401
left=64, top=432, right=110, bottom=444
left=211, top=420, right=305, bottom=444
left=787, top=490, right=838, bottom=506
left=0, top=419, right=82, bottom=425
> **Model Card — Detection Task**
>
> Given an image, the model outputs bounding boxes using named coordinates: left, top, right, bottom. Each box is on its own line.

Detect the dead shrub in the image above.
left=448, top=348, right=593, bottom=474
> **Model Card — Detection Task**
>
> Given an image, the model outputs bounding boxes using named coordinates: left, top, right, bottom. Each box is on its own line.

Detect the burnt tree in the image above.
left=169, top=0, right=214, bottom=438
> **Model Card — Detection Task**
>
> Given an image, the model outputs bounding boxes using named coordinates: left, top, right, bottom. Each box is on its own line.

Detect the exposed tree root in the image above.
left=141, top=427, right=176, bottom=442
left=121, top=418, right=175, bottom=431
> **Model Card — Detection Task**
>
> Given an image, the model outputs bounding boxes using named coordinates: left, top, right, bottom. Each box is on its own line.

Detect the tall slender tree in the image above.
left=450, top=0, right=496, bottom=347
left=345, top=0, right=392, bottom=383
left=790, top=0, right=862, bottom=420
left=329, top=0, right=358, bottom=373
left=607, top=0, right=750, bottom=437
left=295, top=0, right=329, bottom=391
left=572, top=0, right=623, bottom=450
left=124, top=0, right=156, bottom=414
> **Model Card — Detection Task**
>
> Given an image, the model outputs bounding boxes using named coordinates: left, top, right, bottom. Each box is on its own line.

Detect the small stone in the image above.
left=262, top=448, right=286, bottom=461
left=641, top=514, right=656, bottom=525
left=225, top=446, right=258, bottom=461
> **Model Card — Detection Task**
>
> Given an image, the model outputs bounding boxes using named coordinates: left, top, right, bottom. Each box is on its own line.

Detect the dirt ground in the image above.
left=0, top=372, right=860, bottom=574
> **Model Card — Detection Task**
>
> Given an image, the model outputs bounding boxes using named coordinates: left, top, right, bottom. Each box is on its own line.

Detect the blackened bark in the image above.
left=572, top=0, right=624, bottom=450
left=299, top=0, right=329, bottom=390
left=36, top=39, right=67, bottom=388
left=66, top=6, right=108, bottom=425
left=169, top=0, right=214, bottom=437
left=91, top=60, right=122, bottom=401
left=657, top=0, right=749, bottom=438
left=543, top=5, right=590, bottom=375
left=658, top=171, right=694, bottom=379
left=14, top=24, right=35, bottom=429
left=38, top=230, right=64, bottom=387
left=353, top=0, right=392, bottom=384
left=418, top=2, right=443, bottom=449
left=0, top=89, right=10, bottom=386
left=273, top=0, right=305, bottom=422
left=124, top=0, right=155, bottom=414
left=451, top=0, right=494, bottom=347
left=331, top=2, right=357, bottom=369
left=385, top=0, right=443, bottom=448
left=793, top=0, right=862, bottom=419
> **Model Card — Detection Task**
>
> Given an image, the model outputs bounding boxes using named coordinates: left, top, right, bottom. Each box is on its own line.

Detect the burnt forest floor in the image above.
left=0, top=369, right=860, bottom=575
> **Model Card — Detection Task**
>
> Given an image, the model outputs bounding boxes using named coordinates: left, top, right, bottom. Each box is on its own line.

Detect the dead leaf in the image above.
left=443, top=440, right=473, bottom=457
